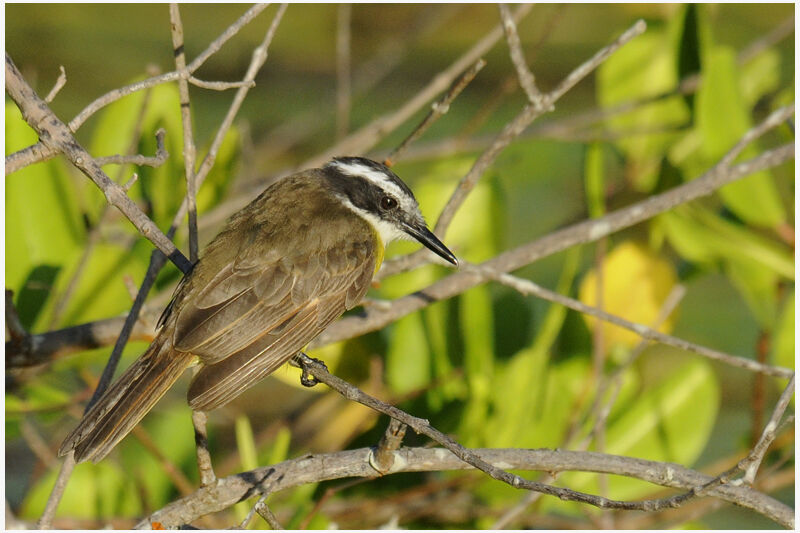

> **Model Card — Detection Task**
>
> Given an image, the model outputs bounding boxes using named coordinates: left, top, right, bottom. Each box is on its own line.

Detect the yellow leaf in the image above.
left=579, top=242, right=678, bottom=350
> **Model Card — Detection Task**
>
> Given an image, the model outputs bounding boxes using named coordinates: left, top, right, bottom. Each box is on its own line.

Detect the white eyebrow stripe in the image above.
left=330, top=160, right=406, bottom=200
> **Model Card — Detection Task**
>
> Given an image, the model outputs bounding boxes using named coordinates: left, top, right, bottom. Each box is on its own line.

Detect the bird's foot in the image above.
left=291, top=352, right=328, bottom=387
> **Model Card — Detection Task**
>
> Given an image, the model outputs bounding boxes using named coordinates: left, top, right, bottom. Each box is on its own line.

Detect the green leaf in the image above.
left=660, top=206, right=793, bottom=279
left=695, top=45, right=786, bottom=227
left=236, top=414, right=259, bottom=471
left=33, top=240, right=151, bottom=330
left=458, top=285, right=495, bottom=446
left=263, top=426, right=292, bottom=465
left=386, top=313, right=431, bottom=394
left=740, top=49, right=781, bottom=107
left=596, top=27, right=690, bottom=191
left=21, top=461, right=142, bottom=519
left=120, top=406, right=196, bottom=510
left=6, top=103, right=85, bottom=300
left=659, top=206, right=790, bottom=328
left=551, top=355, right=718, bottom=509
left=481, top=249, right=581, bottom=449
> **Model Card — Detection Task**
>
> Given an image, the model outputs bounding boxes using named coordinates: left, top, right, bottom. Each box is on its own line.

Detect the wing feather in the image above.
left=172, top=228, right=376, bottom=409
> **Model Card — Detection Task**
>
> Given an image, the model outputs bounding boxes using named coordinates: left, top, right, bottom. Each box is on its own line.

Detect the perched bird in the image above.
left=59, top=156, right=458, bottom=463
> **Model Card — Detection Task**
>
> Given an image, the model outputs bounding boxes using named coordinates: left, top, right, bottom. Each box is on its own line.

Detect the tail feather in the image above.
left=59, top=337, right=193, bottom=463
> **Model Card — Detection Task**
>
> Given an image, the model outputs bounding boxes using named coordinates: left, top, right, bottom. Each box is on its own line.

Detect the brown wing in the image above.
left=174, top=235, right=376, bottom=412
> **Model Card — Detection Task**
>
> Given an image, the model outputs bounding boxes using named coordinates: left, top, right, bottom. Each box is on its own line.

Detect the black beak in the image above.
left=402, top=222, right=458, bottom=266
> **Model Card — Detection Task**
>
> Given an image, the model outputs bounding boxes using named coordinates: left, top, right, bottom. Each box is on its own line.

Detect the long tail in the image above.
left=58, top=335, right=194, bottom=463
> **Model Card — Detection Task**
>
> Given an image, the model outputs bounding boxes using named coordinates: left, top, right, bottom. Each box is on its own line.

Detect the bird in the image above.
left=58, top=156, right=458, bottom=463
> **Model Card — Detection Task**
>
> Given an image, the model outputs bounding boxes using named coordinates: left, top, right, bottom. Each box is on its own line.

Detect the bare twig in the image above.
left=581, top=285, right=687, bottom=449
left=47, top=95, right=159, bottom=332
left=297, top=355, right=786, bottom=520
left=192, top=410, right=216, bottom=487
left=20, top=417, right=58, bottom=468
left=740, top=374, right=795, bottom=484
left=255, top=5, right=462, bottom=163
left=36, top=452, right=76, bottom=529
left=370, top=418, right=408, bottom=474
left=170, top=3, right=199, bottom=263
left=130, top=426, right=196, bottom=496
left=384, top=58, right=486, bottom=167
left=44, top=65, right=67, bottom=103
left=6, top=306, right=160, bottom=369
left=498, top=3, right=541, bottom=103
left=94, top=128, right=169, bottom=168
left=192, top=3, right=288, bottom=192
left=187, top=76, right=255, bottom=91
left=256, top=499, right=284, bottom=530
left=5, top=53, right=193, bottom=274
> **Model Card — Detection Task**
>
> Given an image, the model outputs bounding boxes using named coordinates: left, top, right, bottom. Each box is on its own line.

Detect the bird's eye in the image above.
left=380, top=196, right=398, bottom=210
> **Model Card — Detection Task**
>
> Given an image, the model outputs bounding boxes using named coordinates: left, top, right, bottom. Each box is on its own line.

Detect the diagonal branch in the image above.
left=5, top=53, right=193, bottom=274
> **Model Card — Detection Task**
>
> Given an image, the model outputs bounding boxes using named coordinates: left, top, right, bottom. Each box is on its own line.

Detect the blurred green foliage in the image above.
left=5, top=4, right=793, bottom=530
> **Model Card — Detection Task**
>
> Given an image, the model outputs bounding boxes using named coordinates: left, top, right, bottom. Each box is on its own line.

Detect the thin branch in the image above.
left=581, top=285, right=687, bottom=449
left=187, top=76, right=255, bottom=91
left=44, top=65, right=67, bottom=103
left=170, top=3, right=199, bottom=263
left=5, top=53, right=193, bottom=274
left=255, top=499, right=284, bottom=530
left=740, top=374, right=795, bottom=484
left=384, top=58, right=486, bottom=167
left=192, top=409, right=216, bottom=487
left=475, top=261, right=789, bottom=378
left=94, top=128, right=169, bottom=168
left=47, top=94, right=159, bottom=332
left=130, top=425, right=196, bottom=496
left=36, top=453, right=76, bottom=529
left=5, top=307, right=160, bottom=369
left=370, top=418, right=408, bottom=474
left=294, top=355, right=792, bottom=522
left=498, top=3, right=541, bottom=103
